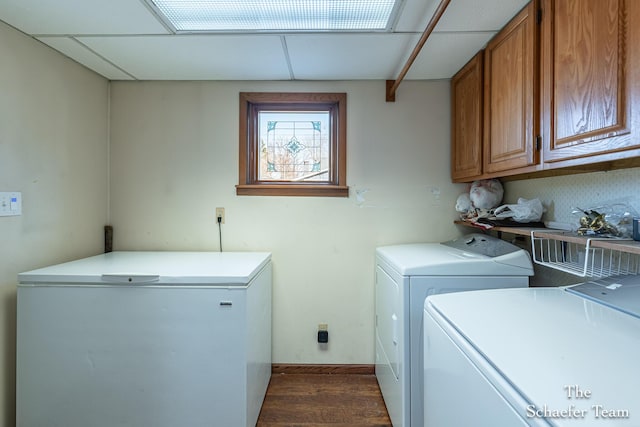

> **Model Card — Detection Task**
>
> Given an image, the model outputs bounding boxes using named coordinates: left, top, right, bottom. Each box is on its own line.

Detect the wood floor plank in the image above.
left=257, top=373, right=392, bottom=426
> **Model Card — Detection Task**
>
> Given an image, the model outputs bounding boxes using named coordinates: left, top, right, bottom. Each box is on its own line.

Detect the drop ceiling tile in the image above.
left=38, top=37, right=133, bottom=80
left=436, top=0, right=529, bottom=31
left=285, top=33, right=420, bottom=80
left=404, top=32, right=495, bottom=80
left=0, top=0, right=168, bottom=35
left=396, top=0, right=529, bottom=32
left=78, top=35, right=291, bottom=80
left=394, top=0, right=440, bottom=32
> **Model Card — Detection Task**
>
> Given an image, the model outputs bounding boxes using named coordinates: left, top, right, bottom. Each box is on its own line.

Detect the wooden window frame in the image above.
left=237, top=92, right=348, bottom=197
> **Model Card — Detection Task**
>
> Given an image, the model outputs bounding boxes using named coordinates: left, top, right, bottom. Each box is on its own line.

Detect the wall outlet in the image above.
left=317, top=323, right=329, bottom=345
left=317, top=330, right=329, bottom=343
left=216, top=207, right=225, bottom=224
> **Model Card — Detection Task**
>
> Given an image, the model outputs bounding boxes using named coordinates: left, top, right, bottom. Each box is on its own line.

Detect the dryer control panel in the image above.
left=441, top=233, right=522, bottom=258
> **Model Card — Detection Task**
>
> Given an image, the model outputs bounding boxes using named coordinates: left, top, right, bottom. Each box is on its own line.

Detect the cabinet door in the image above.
left=451, top=51, right=484, bottom=182
left=483, top=1, right=539, bottom=174
left=542, top=0, right=640, bottom=163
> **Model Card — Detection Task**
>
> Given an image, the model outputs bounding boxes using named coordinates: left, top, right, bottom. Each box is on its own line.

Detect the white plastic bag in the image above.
left=494, top=198, right=545, bottom=223
left=455, top=193, right=472, bottom=213
left=469, top=179, right=503, bottom=209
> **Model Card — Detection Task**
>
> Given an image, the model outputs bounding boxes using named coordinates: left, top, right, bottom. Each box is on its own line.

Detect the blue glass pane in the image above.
left=286, top=136, right=305, bottom=154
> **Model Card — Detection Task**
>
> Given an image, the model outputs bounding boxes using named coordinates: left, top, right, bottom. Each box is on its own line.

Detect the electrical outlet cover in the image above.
left=0, top=192, right=22, bottom=216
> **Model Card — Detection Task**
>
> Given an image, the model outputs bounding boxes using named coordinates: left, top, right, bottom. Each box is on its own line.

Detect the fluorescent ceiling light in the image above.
left=148, top=0, right=399, bottom=32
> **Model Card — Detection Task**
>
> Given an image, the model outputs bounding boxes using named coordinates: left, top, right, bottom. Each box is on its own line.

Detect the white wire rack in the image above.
left=530, top=231, right=640, bottom=278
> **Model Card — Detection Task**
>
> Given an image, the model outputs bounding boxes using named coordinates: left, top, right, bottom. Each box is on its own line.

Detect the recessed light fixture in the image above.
left=146, top=0, right=401, bottom=32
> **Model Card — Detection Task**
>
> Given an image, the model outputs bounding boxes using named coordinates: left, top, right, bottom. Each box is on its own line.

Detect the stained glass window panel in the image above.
left=258, top=111, right=330, bottom=182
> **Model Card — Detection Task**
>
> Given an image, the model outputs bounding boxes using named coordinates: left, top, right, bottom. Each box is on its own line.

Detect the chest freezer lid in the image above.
left=376, top=234, right=533, bottom=276
left=425, top=287, right=640, bottom=424
left=18, top=251, right=271, bottom=286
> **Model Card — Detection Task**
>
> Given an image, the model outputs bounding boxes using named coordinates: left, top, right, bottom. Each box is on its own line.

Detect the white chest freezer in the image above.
left=16, top=251, right=272, bottom=427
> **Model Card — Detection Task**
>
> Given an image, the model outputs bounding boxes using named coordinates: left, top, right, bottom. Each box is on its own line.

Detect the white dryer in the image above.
left=423, top=275, right=640, bottom=426
left=375, top=233, right=533, bottom=427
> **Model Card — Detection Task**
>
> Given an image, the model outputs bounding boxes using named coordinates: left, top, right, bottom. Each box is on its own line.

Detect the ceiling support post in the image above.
left=386, top=0, right=451, bottom=102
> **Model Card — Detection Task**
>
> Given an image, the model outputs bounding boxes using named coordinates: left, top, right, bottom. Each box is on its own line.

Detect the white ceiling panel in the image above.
left=396, top=0, right=528, bottom=33
left=394, top=0, right=439, bottom=32
left=436, top=0, right=529, bottom=31
left=404, top=32, right=496, bottom=80
left=286, top=33, right=420, bottom=80
left=78, top=35, right=292, bottom=80
left=0, top=0, right=168, bottom=35
left=38, top=37, right=134, bottom=80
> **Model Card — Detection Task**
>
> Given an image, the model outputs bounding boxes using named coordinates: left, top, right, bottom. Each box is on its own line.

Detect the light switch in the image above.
left=0, top=192, right=22, bottom=216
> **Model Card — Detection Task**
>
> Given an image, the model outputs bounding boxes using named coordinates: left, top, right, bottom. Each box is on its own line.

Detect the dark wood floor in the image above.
left=256, top=373, right=392, bottom=426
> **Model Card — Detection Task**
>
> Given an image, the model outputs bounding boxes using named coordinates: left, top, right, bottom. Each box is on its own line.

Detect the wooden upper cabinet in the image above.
left=451, top=51, right=484, bottom=182
left=483, top=0, right=539, bottom=174
left=542, top=0, right=640, bottom=163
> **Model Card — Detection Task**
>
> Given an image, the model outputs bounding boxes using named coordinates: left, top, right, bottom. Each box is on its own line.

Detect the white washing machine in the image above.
left=423, top=275, right=640, bottom=426
left=375, top=233, right=533, bottom=427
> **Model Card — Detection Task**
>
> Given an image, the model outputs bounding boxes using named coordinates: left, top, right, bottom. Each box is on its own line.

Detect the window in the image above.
left=237, top=92, right=348, bottom=197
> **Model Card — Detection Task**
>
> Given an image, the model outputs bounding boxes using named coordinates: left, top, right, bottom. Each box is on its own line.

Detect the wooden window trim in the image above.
left=237, top=92, right=348, bottom=197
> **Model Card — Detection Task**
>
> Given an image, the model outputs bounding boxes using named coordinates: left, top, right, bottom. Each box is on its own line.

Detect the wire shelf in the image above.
left=530, top=231, right=640, bottom=278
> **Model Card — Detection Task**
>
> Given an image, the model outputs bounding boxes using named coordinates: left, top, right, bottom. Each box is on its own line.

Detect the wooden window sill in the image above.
left=236, top=184, right=349, bottom=197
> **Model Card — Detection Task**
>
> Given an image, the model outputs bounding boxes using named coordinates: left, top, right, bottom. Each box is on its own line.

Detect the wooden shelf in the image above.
left=454, top=220, right=548, bottom=237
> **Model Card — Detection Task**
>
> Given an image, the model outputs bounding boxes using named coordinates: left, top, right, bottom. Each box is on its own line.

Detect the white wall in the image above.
left=109, top=80, right=464, bottom=365
left=0, top=22, right=109, bottom=426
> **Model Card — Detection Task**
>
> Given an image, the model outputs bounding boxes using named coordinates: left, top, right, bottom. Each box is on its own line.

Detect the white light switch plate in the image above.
left=0, top=192, right=22, bottom=216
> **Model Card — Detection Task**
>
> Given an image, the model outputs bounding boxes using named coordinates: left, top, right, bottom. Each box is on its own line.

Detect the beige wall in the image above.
left=0, top=23, right=109, bottom=426
left=109, top=80, right=463, bottom=365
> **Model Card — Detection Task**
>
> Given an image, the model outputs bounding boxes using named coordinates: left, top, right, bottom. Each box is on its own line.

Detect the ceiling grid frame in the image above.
left=0, top=0, right=530, bottom=82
